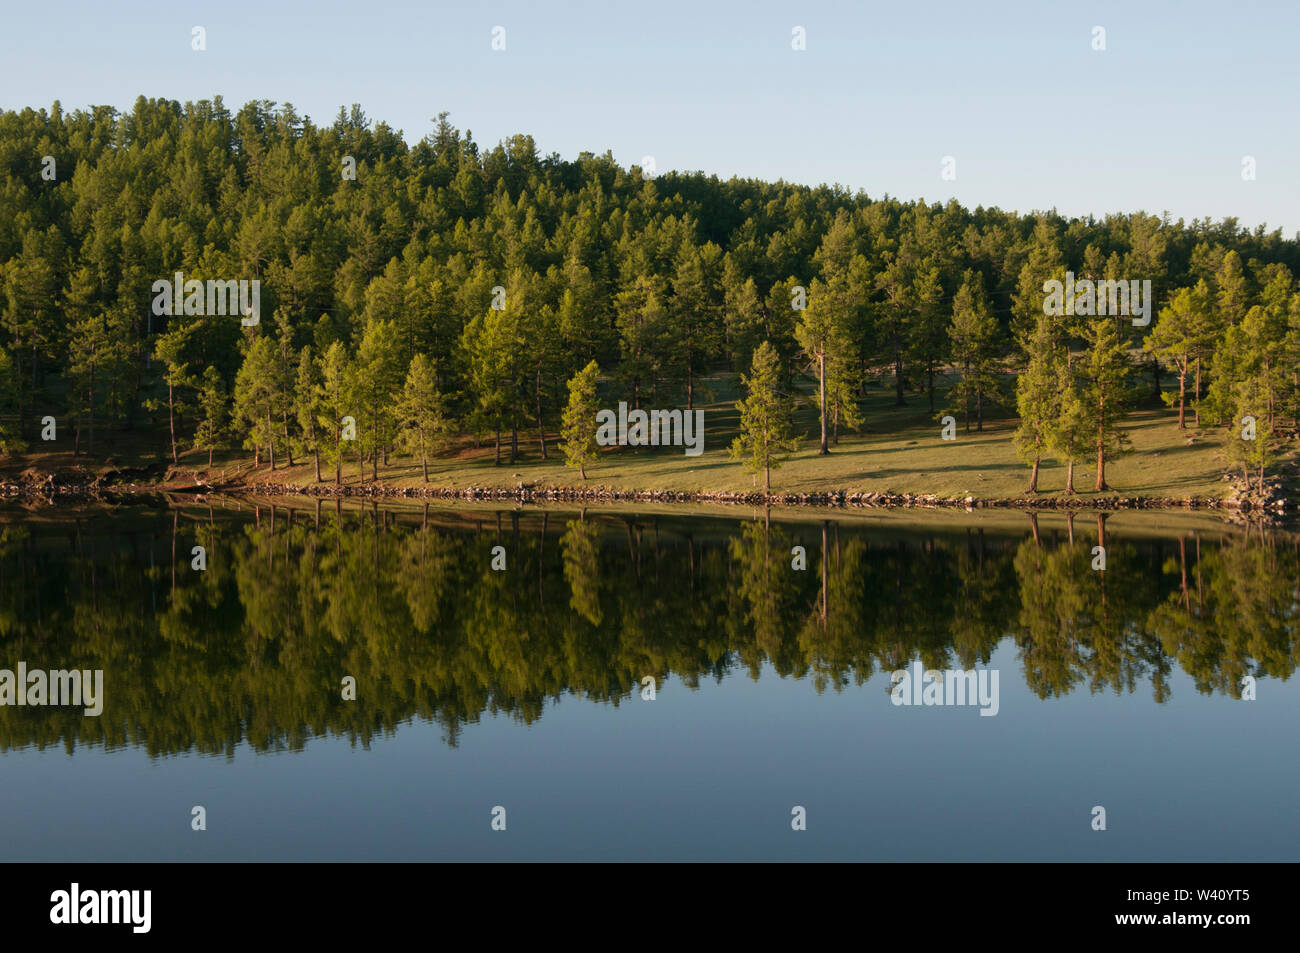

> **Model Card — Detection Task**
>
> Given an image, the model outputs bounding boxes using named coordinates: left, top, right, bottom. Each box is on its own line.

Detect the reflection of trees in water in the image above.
left=0, top=505, right=1295, bottom=757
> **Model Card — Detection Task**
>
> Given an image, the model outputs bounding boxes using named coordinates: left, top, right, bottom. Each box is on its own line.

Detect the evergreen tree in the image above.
left=193, top=366, right=228, bottom=467
left=1224, top=366, right=1275, bottom=493
left=294, top=346, right=323, bottom=482
left=730, top=341, right=798, bottom=492
left=614, top=275, right=667, bottom=411
left=395, top=353, right=449, bottom=482
left=909, top=261, right=947, bottom=413
left=1077, top=316, right=1134, bottom=492
left=461, top=308, right=523, bottom=465
left=152, top=323, right=199, bottom=466
left=561, top=360, right=601, bottom=480
left=1147, top=283, right=1205, bottom=429
left=797, top=277, right=860, bottom=454
left=233, top=335, right=280, bottom=469
left=1014, top=314, right=1059, bottom=493
left=0, top=349, right=24, bottom=453
left=946, top=269, right=998, bottom=432
left=1051, top=360, right=1090, bottom=494
left=316, top=341, right=350, bottom=485
left=350, top=318, right=403, bottom=481
left=669, top=241, right=724, bottom=410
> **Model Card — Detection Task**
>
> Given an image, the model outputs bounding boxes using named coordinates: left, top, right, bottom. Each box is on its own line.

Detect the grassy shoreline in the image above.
left=2, top=393, right=1292, bottom=513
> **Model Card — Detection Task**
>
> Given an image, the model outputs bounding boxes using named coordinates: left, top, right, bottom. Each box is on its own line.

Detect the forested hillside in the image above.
left=2, top=95, right=1298, bottom=492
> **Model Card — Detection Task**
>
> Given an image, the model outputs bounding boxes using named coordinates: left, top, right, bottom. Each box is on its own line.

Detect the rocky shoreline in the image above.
left=2, top=468, right=1289, bottom=515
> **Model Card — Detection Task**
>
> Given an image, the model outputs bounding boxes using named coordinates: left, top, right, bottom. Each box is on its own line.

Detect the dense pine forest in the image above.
left=2, top=95, right=1299, bottom=493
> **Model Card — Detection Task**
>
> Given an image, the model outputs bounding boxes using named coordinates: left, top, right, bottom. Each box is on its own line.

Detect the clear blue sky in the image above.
left=3, top=0, right=1297, bottom=235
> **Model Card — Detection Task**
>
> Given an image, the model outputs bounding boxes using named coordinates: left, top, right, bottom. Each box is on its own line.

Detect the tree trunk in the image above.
left=894, top=343, right=904, bottom=406
left=282, top=406, right=293, bottom=466
left=168, top=381, right=177, bottom=464
left=1027, top=455, right=1040, bottom=493
left=87, top=365, right=95, bottom=454
left=1065, top=459, right=1075, bottom=494
left=1194, top=357, right=1201, bottom=426
left=962, top=359, right=971, bottom=432
left=1177, top=364, right=1186, bottom=428
left=420, top=428, right=428, bottom=482
left=818, top=351, right=828, bottom=455
left=535, top=366, right=547, bottom=460
left=371, top=406, right=378, bottom=480
left=1095, top=423, right=1107, bottom=491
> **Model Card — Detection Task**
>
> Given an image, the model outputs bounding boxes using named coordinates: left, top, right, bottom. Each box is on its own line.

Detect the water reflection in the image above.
left=0, top=501, right=1295, bottom=757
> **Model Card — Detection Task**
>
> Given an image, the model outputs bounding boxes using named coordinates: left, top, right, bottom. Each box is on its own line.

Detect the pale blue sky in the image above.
left=3, top=0, right=1297, bottom=234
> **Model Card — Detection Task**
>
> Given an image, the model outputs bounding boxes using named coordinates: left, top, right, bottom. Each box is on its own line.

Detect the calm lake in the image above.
left=1, top=498, right=1296, bottom=861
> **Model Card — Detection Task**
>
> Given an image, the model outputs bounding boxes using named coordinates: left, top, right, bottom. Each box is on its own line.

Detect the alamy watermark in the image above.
left=0, top=662, right=103, bottom=716
left=50, top=883, right=150, bottom=933
left=151, top=271, right=260, bottom=326
left=1042, top=272, right=1152, bottom=326
left=890, top=661, right=999, bottom=716
left=595, top=402, right=704, bottom=456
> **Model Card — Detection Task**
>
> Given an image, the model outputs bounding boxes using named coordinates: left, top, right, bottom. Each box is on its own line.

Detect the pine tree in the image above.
left=233, top=335, right=279, bottom=470
left=0, top=349, right=24, bottom=453
left=557, top=258, right=611, bottom=373
left=1011, top=219, right=1064, bottom=350
left=1225, top=368, right=1274, bottom=493
left=797, top=277, right=860, bottom=454
left=67, top=309, right=129, bottom=456
left=730, top=342, right=798, bottom=492
left=909, top=261, right=947, bottom=413
left=272, top=311, right=298, bottom=467
left=946, top=269, right=998, bottom=432
left=1078, top=315, right=1134, bottom=492
left=316, top=341, right=350, bottom=486
left=669, top=241, right=724, bottom=410
left=152, top=323, right=199, bottom=465
left=1014, top=313, right=1060, bottom=493
left=724, top=274, right=764, bottom=372
left=350, top=319, right=403, bottom=480
left=1147, top=284, right=1205, bottom=429
left=193, top=366, right=227, bottom=467
left=461, top=309, right=523, bottom=465
left=1051, top=359, right=1090, bottom=494
left=395, top=353, right=449, bottom=482
left=561, top=360, right=601, bottom=480
left=614, top=275, right=667, bottom=411
left=294, top=346, right=323, bottom=482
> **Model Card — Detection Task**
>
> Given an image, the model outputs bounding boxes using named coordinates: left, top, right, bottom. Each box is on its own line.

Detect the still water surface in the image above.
left=0, top=500, right=1296, bottom=860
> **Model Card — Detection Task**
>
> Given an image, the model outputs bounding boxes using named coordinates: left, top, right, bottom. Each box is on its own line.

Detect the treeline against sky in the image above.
left=1, top=96, right=1299, bottom=482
